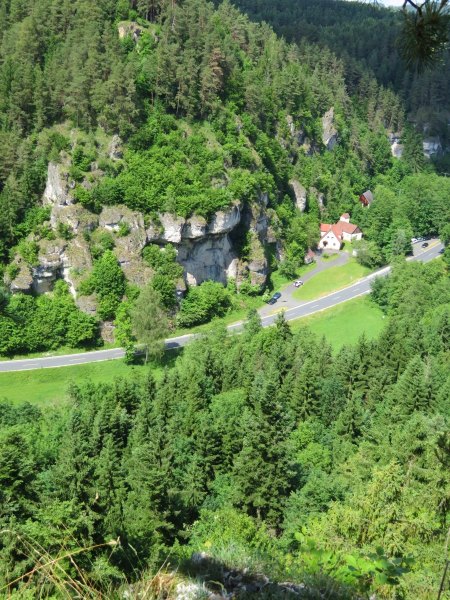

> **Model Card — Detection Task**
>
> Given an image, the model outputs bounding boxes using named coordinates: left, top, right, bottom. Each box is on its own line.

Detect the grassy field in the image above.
left=290, top=295, right=385, bottom=349
left=292, top=259, right=370, bottom=301
left=0, top=353, right=179, bottom=407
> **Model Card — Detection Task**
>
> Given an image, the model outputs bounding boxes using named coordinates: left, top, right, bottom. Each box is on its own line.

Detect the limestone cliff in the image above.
left=15, top=160, right=271, bottom=314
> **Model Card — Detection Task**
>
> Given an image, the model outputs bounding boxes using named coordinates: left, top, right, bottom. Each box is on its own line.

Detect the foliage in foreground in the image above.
left=0, top=260, right=448, bottom=598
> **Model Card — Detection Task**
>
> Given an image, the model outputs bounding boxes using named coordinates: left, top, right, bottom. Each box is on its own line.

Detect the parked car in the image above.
left=439, top=248, right=445, bottom=254
left=411, top=237, right=418, bottom=244
left=421, top=242, right=429, bottom=248
left=266, top=297, right=277, bottom=305
left=272, top=292, right=282, bottom=300
left=294, top=280, right=304, bottom=288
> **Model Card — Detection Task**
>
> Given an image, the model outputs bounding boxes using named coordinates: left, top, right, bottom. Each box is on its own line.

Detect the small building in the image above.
left=318, top=214, right=362, bottom=250
left=318, top=224, right=342, bottom=251
left=359, top=190, right=373, bottom=207
left=304, top=248, right=316, bottom=264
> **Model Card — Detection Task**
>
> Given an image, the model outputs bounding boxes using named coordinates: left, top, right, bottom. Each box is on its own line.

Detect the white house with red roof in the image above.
left=318, top=214, right=362, bottom=250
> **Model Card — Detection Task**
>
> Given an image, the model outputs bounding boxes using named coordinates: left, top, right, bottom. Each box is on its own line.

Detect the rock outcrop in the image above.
left=19, top=158, right=272, bottom=312
left=289, top=179, right=307, bottom=212
left=117, top=21, right=144, bottom=41
left=423, top=136, right=442, bottom=158
left=43, top=162, right=75, bottom=207
left=9, top=260, right=33, bottom=294
left=322, top=108, right=338, bottom=150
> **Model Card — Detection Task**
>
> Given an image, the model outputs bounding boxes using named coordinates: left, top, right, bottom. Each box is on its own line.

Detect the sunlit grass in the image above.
left=290, top=295, right=385, bottom=349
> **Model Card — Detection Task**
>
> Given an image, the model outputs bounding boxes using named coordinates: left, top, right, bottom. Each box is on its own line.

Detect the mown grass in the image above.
left=290, top=295, right=386, bottom=350
left=292, top=259, right=370, bottom=301
left=0, top=353, right=179, bottom=407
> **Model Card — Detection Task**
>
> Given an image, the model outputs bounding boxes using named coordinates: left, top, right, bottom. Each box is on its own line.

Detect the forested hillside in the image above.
left=1, top=0, right=449, bottom=357
left=229, top=0, right=450, bottom=160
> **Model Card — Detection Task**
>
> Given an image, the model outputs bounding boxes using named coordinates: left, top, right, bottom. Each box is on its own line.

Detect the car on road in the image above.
left=266, top=297, right=277, bottom=305
left=272, top=292, right=282, bottom=300
left=439, top=248, right=445, bottom=254
left=294, top=280, right=304, bottom=288
left=421, top=242, right=429, bottom=248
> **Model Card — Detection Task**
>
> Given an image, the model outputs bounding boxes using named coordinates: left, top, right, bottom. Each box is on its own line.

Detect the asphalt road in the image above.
left=0, top=240, right=443, bottom=372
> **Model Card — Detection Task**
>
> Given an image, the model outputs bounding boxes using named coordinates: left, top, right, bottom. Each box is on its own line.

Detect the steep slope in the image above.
left=229, top=0, right=450, bottom=162
left=0, top=0, right=441, bottom=353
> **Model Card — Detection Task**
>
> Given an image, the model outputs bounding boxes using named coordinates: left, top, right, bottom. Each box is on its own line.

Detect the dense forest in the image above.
left=228, top=0, right=450, bottom=156
left=1, top=259, right=449, bottom=598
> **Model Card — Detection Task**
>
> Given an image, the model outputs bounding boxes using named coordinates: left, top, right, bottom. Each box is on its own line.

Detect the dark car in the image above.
left=266, top=297, right=277, bottom=305
left=421, top=242, right=429, bottom=248
left=272, top=292, right=282, bottom=300
left=439, top=248, right=445, bottom=254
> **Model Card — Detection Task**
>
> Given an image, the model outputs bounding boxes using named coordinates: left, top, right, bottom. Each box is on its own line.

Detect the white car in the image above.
left=294, top=280, right=304, bottom=288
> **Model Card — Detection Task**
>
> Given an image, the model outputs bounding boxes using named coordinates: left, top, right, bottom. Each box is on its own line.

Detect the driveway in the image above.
left=259, top=250, right=349, bottom=316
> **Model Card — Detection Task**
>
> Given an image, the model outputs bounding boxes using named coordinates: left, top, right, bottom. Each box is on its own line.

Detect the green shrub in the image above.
left=6, top=263, right=20, bottom=281
left=117, top=222, right=130, bottom=237
left=177, top=281, right=231, bottom=328
left=56, top=222, right=74, bottom=241
left=18, top=241, right=39, bottom=267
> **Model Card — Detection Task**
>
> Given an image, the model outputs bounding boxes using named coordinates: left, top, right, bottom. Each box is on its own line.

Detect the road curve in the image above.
left=0, top=241, right=443, bottom=372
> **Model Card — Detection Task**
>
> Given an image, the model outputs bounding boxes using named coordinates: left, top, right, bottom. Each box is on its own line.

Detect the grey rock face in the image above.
left=322, top=107, right=338, bottom=150
left=289, top=179, right=307, bottom=212
left=51, top=204, right=98, bottom=234
left=43, top=162, right=74, bottom=207
left=423, top=136, right=442, bottom=158
left=32, top=239, right=67, bottom=294
left=177, top=236, right=237, bottom=286
left=26, top=155, right=273, bottom=315
left=108, top=134, right=123, bottom=160
left=10, top=261, right=33, bottom=294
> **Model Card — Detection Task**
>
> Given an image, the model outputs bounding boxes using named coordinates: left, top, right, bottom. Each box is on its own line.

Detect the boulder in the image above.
left=289, top=179, right=307, bottom=212
left=100, top=321, right=115, bottom=344
left=120, top=260, right=152, bottom=287
left=322, top=107, right=338, bottom=150
left=117, top=21, right=143, bottom=41
left=76, top=294, right=97, bottom=315
left=391, top=141, right=404, bottom=158
left=99, top=205, right=145, bottom=233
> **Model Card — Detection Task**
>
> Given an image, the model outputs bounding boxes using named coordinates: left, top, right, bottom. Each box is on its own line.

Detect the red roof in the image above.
left=336, top=221, right=360, bottom=235
left=320, top=220, right=361, bottom=238
left=320, top=224, right=342, bottom=240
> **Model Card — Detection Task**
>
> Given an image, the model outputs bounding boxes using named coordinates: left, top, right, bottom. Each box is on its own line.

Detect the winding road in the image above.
left=0, top=240, right=443, bottom=372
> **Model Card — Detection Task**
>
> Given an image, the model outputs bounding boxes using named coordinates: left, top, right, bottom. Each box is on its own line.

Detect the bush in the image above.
left=17, top=241, right=39, bottom=267
left=151, top=273, right=176, bottom=309
left=177, top=281, right=231, bottom=328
